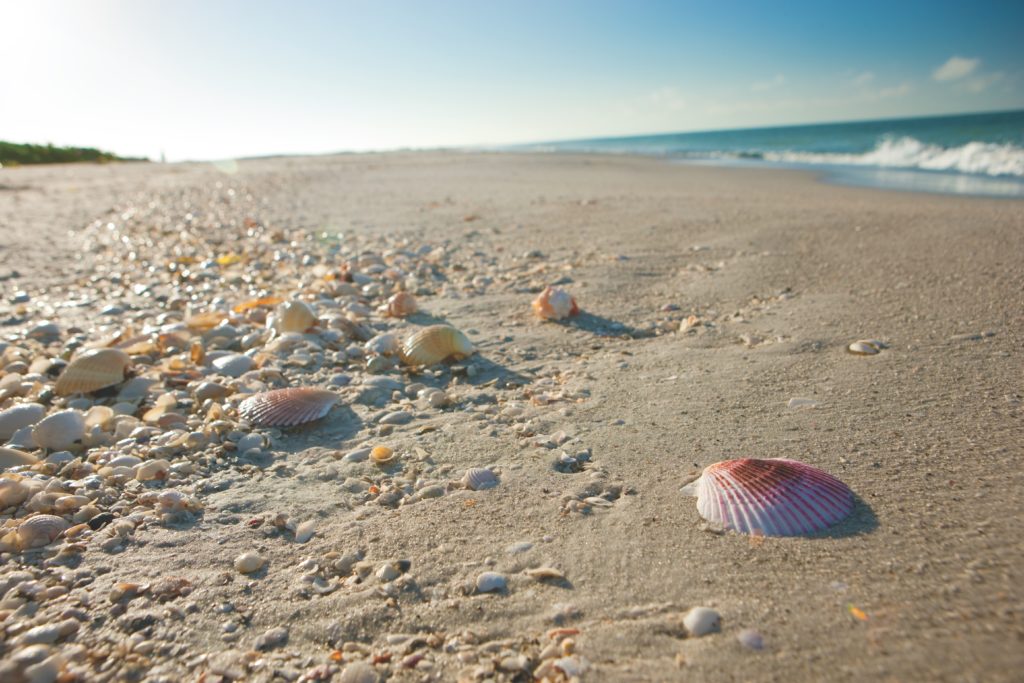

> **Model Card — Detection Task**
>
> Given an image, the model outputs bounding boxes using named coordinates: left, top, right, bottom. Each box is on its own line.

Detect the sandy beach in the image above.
left=0, top=152, right=1021, bottom=682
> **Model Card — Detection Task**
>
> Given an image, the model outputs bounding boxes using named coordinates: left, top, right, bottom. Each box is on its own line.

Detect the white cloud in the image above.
left=960, top=72, right=1004, bottom=93
left=852, top=71, right=875, bottom=86
left=878, top=83, right=911, bottom=98
left=751, top=74, right=786, bottom=92
left=932, top=56, right=980, bottom=82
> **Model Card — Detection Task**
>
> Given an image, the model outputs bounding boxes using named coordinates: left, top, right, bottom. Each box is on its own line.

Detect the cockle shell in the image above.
left=15, top=514, right=69, bottom=549
left=238, top=388, right=339, bottom=427
left=681, top=458, right=853, bottom=536
left=54, top=348, right=130, bottom=395
left=386, top=291, right=418, bottom=318
left=0, top=403, right=46, bottom=441
left=31, top=410, right=86, bottom=451
left=400, top=325, right=475, bottom=367
left=461, top=467, right=498, bottom=491
left=0, top=447, right=37, bottom=471
left=848, top=339, right=885, bottom=355
left=532, top=286, right=579, bottom=321
left=370, top=445, right=398, bottom=466
left=272, top=300, right=317, bottom=334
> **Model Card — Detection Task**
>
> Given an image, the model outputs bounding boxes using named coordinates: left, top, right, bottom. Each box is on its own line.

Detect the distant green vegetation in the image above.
left=0, top=141, right=147, bottom=166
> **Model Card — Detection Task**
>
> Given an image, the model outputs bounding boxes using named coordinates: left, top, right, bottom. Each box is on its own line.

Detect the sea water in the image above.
left=521, top=110, right=1024, bottom=197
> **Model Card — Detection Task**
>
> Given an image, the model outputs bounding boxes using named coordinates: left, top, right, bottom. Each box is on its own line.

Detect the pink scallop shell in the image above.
left=238, top=388, right=339, bottom=427
left=683, top=458, right=853, bottom=536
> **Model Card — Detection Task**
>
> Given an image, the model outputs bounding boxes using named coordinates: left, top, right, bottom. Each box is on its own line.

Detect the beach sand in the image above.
left=0, top=152, right=1021, bottom=681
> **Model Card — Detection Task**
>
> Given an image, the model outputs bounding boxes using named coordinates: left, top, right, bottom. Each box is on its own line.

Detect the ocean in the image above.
left=520, top=110, right=1024, bottom=197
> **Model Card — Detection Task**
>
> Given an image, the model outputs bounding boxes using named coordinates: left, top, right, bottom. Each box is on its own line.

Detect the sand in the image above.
left=0, top=152, right=1022, bottom=681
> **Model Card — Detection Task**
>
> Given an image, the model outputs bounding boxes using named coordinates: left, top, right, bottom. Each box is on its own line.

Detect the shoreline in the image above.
left=0, top=152, right=1021, bottom=681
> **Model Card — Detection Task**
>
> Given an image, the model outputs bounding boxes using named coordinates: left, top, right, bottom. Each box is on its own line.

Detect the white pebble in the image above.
left=475, top=571, right=507, bottom=594
left=683, top=606, right=721, bottom=637
left=234, top=551, right=265, bottom=574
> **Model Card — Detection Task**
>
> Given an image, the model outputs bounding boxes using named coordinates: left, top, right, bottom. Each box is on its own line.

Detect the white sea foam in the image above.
left=764, top=136, right=1024, bottom=177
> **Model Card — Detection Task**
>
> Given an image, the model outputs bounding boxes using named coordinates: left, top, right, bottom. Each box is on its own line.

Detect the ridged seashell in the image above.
left=681, top=458, right=853, bottom=536
left=386, top=292, right=418, bottom=318
left=848, top=339, right=885, bottom=355
left=0, top=403, right=46, bottom=441
left=31, top=410, right=86, bottom=451
left=364, top=333, right=400, bottom=356
left=400, top=325, right=475, bottom=367
left=15, top=514, right=69, bottom=550
left=532, top=286, right=579, bottom=321
left=461, top=467, right=498, bottom=491
left=272, top=300, right=317, bottom=334
left=238, top=388, right=339, bottom=427
left=0, top=447, right=38, bottom=470
left=55, top=349, right=130, bottom=396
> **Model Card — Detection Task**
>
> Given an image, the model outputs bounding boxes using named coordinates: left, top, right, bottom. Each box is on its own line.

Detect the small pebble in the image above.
left=234, top=551, right=265, bottom=574
left=683, top=606, right=721, bottom=637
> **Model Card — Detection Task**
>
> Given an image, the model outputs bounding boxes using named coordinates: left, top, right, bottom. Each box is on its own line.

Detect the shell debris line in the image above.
left=0, top=185, right=657, bottom=682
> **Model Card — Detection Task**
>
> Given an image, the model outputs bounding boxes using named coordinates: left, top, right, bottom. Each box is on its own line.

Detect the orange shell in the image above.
left=531, top=286, right=579, bottom=321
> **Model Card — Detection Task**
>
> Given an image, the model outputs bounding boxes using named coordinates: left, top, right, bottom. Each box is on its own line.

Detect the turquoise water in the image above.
left=521, top=110, right=1024, bottom=197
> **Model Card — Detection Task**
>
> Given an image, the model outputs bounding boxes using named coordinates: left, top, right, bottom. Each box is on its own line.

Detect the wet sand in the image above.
left=0, top=152, right=1022, bottom=681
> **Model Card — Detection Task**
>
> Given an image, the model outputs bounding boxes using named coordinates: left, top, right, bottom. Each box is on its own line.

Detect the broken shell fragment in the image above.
left=54, top=348, right=130, bottom=395
left=847, top=339, right=885, bottom=355
left=385, top=291, right=418, bottom=318
left=32, top=410, right=86, bottom=451
left=234, top=551, right=265, bottom=574
left=0, top=447, right=38, bottom=471
left=532, top=286, right=579, bottom=321
left=272, top=300, right=317, bottom=334
left=238, top=388, right=339, bottom=427
left=400, top=325, right=475, bottom=367
left=681, top=458, right=853, bottom=536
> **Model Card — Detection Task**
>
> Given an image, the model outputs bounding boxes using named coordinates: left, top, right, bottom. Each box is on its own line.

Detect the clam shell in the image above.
left=0, top=403, right=46, bottom=441
left=461, top=467, right=498, bottom=491
left=400, top=325, right=475, bottom=367
left=16, top=514, right=69, bottom=549
left=0, top=447, right=38, bottom=471
left=238, top=388, right=339, bottom=427
left=532, top=286, right=579, bottom=321
left=848, top=339, right=885, bottom=355
left=31, top=410, right=86, bottom=451
left=681, top=458, right=853, bottom=536
left=370, top=445, right=398, bottom=466
left=386, top=292, right=418, bottom=318
left=55, top=349, right=130, bottom=396
left=273, top=300, right=317, bottom=334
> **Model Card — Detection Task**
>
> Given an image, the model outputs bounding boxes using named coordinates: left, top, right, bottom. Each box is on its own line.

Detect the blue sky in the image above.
left=1, top=0, right=1022, bottom=160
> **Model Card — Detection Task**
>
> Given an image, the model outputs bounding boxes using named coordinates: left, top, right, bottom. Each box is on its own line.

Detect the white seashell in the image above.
left=238, top=387, right=339, bottom=427
left=156, top=490, right=190, bottom=512
left=683, top=606, right=721, bottom=637
left=0, top=447, right=38, bottom=470
left=15, top=514, right=69, bottom=550
left=532, top=286, right=579, bottom=321
left=211, top=353, right=255, bottom=378
left=294, top=519, right=316, bottom=543
left=400, top=325, right=475, bottom=367
left=461, top=467, right=498, bottom=491
left=272, top=300, right=317, bottom=334
left=848, top=339, right=884, bottom=355
left=343, top=447, right=371, bottom=462
left=234, top=551, right=265, bottom=574
left=339, top=661, right=379, bottom=683
left=476, top=571, right=507, bottom=593
left=135, top=459, right=171, bottom=481
left=0, top=403, right=46, bottom=441
left=682, top=458, right=853, bottom=536
left=31, top=410, right=85, bottom=451
left=364, top=333, right=400, bottom=356
left=55, top=348, right=130, bottom=395
left=736, top=628, right=764, bottom=650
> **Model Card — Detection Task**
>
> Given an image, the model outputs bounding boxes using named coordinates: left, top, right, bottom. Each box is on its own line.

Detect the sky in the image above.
left=1, top=0, right=1022, bottom=161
